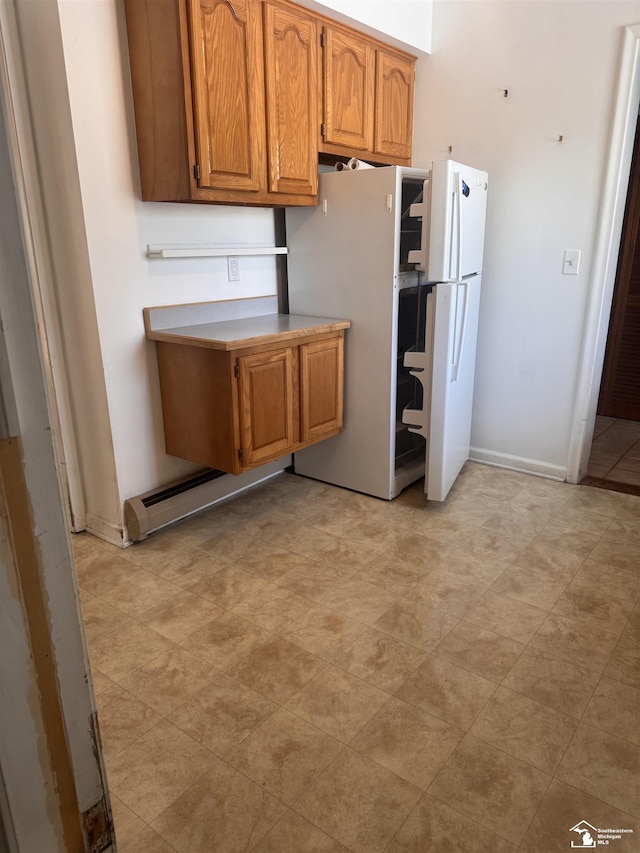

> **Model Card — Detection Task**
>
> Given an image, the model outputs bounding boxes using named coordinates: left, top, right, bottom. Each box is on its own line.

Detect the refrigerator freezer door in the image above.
left=425, top=275, right=482, bottom=500
left=428, top=161, right=488, bottom=282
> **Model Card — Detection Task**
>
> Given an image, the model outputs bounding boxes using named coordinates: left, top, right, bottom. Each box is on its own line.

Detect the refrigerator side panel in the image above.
left=426, top=275, right=482, bottom=500
left=286, top=167, right=402, bottom=499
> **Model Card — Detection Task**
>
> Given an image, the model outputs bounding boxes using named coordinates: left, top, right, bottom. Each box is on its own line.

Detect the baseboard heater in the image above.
left=124, top=458, right=290, bottom=542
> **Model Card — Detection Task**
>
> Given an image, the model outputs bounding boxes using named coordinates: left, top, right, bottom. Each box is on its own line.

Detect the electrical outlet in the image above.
left=227, top=256, right=240, bottom=282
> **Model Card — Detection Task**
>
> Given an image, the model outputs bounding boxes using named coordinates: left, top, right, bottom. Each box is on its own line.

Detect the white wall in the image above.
left=301, top=0, right=432, bottom=53
left=20, top=0, right=637, bottom=543
left=42, top=1, right=278, bottom=543
left=19, top=0, right=430, bottom=545
left=414, top=0, right=639, bottom=479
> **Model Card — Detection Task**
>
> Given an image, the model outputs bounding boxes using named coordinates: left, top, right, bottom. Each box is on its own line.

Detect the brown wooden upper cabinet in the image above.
left=123, top=0, right=415, bottom=207
left=321, top=26, right=375, bottom=153
left=263, top=2, right=318, bottom=197
left=188, top=0, right=266, bottom=194
left=373, top=48, right=415, bottom=162
left=320, top=27, right=414, bottom=165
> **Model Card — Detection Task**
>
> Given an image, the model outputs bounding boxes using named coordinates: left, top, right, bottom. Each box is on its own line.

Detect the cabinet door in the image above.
left=187, top=0, right=266, bottom=192
left=263, top=3, right=318, bottom=196
left=300, top=336, right=344, bottom=443
left=374, top=49, right=414, bottom=160
left=238, top=347, right=297, bottom=467
left=322, top=26, right=374, bottom=152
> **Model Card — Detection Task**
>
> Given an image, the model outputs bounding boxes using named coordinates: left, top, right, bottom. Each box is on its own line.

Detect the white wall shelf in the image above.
left=146, top=244, right=288, bottom=259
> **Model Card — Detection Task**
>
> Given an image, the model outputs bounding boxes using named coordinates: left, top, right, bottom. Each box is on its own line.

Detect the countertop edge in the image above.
left=145, top=316, right=351, bottom=351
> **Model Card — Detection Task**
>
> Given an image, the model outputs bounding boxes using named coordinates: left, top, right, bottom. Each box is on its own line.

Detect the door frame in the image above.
left=567, top=24, right=640, bottom=483
left=0, top=0, right=86, bottom=531
left=0, top=5, right=112, bottom=850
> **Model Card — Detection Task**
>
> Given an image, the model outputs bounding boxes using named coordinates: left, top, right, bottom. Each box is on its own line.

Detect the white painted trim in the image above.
left=84, top=513, right=126, bottom=549
left=470, top=447, right=567, bottom=482
left=0, top=5, right=111, bottom=842
left=567, top=24, right=640, bottom=484
left=147, top=244, right=288, bottom=259
left=0, top=0, right=86, bottom=529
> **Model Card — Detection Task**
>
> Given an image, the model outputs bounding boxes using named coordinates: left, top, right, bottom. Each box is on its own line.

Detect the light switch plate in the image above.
left=563, top=249, right=581, bottom=275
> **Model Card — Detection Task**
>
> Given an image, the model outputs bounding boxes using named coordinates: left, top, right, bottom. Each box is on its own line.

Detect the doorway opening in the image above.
left=583, top=111, right=640, bottom=495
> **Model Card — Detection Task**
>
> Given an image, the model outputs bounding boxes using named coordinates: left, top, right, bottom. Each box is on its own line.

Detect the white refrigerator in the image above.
left=285, top=160, right=489, bottom=501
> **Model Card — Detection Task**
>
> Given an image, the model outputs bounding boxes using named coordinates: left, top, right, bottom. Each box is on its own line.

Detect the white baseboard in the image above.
left=85, top=513, right=126, bottom=548
left=469, top=447, right=567, bottom=482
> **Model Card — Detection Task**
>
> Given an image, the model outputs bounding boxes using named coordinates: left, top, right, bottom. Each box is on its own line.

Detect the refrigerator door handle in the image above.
left=451, top=280, right=469, bottom=382
left=454, top=171, right=463, bottom=282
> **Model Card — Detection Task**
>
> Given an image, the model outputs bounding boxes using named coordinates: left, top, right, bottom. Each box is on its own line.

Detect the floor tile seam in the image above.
left=392, top=650, right=501, bottom=732
left=546, top=599, right=635, bottom=639
left=509, top=762, right=559, bottom=851
left=389, top=791, right=517, bottom=853
left=548, top=777, right=640, bottom=828
left=132, top=588, right=226, bottom=627
left=553, top=722, right=640, bottom=821
left=396, top=585, right=478, bottom=616
left=605, top=469, right=640, bottom=486
left=430, top=624, right=531, bottom=692
left=351, top=565, right=427, bottom=598
left=176, top=626, right=277, bottom=674
left=335, top=738, right=430, bottom=796
left=424, top=749, right=552, bottom=850
left=96, top=676, right=172, bottom=724
left=281, top=803, right=357, bottom=853
left=576, top=673, right=640, bottom=750
left=491, top=640, right=594, bottom=718
left=194, top=716, right=349, bottom=814
left=591, top=440, right=638, bottom=458
left=367, top=608, right=460, bottom=654
left=89, top=567, right=187, bottom=606
left=272, top=588, right=377, bottom=625
left=310, top=570, right=399, bottom=603
left=281, top=662, right=396, bottom=724
left=489, top=570, right=573, bottom=613
left=457, top=605, right=546, bottom=646
left=518, top=538, right=597, bottom=574
left=286, top=740, right=424, bottom=848
left=312, top=594, right=417, bottom=630
left=109, top=792, right=153, bottom=845
left=328, top=647, right=426, bottom=697
left=370, top=544, right=437, bottom=576
left=142, top=758, right=244, bottom=844
left=433, top=612, right=528, bottom=656
left=127, top=662, right=225, bottom=720
left=467, top=699, right=580, bottom=778
left=88, top=620, right=180, bottom=673
left=526, top=628, right=610, bottom=677
left=345, top=719, right=463, bottom=794
left=125, top=827, right=179, bottom=853
left=103, top=715, right=184, bottom=786
left=159, top=701, right=275, bottom=768
left=230, top=649, right=335, bottom=707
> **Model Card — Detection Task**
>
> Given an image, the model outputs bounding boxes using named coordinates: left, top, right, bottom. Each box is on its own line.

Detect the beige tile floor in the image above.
left=587, top=416, right=640, bottom=485
left=73, top=462, right=640, bottom=852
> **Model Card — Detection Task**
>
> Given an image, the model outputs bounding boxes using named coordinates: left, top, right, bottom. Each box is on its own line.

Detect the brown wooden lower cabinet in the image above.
left=155, top=331, right=345, bottom=474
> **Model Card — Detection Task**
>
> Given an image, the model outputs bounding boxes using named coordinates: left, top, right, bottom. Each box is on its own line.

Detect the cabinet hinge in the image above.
left=320, top=31, right=325, bottom=47
left=234, top=363, right=239, bottom=378
left=238, top=448, right=244, bottom=461
left=193, top=164, right=201, bottom=181
left=320, top=123, right=326, bottom=139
